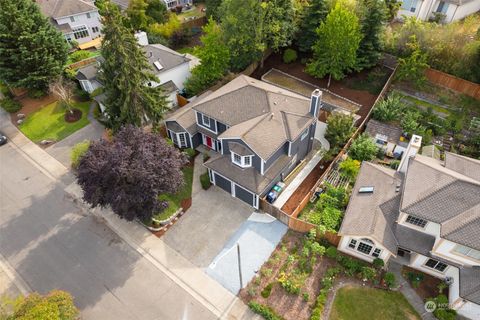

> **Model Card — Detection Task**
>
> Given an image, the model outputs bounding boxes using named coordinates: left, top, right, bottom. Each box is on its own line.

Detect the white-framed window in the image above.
left=401, top=0, right=418, bottom=12
left=92, top=26, right=99, bottom=33
left=301, top=128, right=309, bottom=141
left=86, top=12, right=91, bottom=19
left=169, top=130, right=188, bottom=148
left=424, top=258, right=448, bottom=272
left=405, top=215, right=428, bottom=228
left=202, top=114, right=211, bottom=127
left=73, top=25, right=89, bottom=39
left=70, top=16, right=75, bottom=22
left=231, top=152, right=253, bottom=168
left=349, top=238, right=382, bottom=258
left=436, top=1, right=448, bottom=13
left=452, top=245, right=480, bottom=261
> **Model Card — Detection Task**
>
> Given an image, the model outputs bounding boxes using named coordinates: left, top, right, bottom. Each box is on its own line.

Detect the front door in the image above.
left=205, top=135, right=213, bottom=149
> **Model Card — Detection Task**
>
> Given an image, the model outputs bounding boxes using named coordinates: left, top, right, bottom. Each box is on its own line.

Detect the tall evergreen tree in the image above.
left=296, top=0, right=329, bottom=53
left=220, top=0, right=264, bottom=71
left=356, top=0, right=387, bottom=70
left=0, top=0, right=68, bottom=91
left=263, top=0, right=297, bottom=52
left=306, top=2, right=362, bottom=87
left=100, top=3, right=168, bottom=130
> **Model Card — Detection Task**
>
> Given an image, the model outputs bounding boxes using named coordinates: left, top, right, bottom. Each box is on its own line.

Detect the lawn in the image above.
left=177, top=5, right=205, bottom=21
left=329, top=286, right=420, bottom=320
left=398, top=92, right=452, bottom=118
left=19, top=101, right=91, bottom=143
left=153, top=165, right=194, bottom=221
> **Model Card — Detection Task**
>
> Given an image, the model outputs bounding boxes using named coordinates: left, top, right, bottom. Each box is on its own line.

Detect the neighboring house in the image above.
left=398, top=0, right=480, bottom=23
left=36, top=0, right=102, bottom=45
left=76, top=41, right=195, bottom=107
left=338, top=135, right=480, bottom=319
left=164, top=75, right=325, bottom=208
left=111, top=0, right=193, bottom=10
left=365, top=119, right=408, bottom=159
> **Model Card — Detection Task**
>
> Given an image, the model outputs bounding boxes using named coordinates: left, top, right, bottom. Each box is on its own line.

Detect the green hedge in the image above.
left=71, top=140, right=90, bottom=168
left=248, top=302, right=283, bottom=320
left=0, top=97, right=21, bottom=113
left=200, top=172, right=211, bottom=190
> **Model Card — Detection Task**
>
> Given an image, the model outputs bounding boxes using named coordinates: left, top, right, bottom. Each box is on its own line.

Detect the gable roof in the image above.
left=365, top=119, right=403, bottom=144
left=143, top=44, right=190, bottom=74
left=36, top=0, right=97, bottom=19
left=189, top=75, right=315, bottom=159
left=460, top=267, right=480, bottom=304
left=339, top=162, right=401, bottom=254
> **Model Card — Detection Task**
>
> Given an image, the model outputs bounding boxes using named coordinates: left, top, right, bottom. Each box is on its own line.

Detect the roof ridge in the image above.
left=441, top=203, right=480, bottom=234
left=193, top=81, right=255, bottom=114
left=241, top=113, right=270, bottom=139
left=280, top=111, right=291, bottom=141
left=415, top=156, right=480, bottom=186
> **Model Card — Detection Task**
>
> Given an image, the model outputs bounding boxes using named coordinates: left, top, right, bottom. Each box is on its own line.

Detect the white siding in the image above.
left=434, top=240, right=480, bottom=267
left=397, top=0, right=480, bottom=22
left=456, top=301, right=480, bottom=320
left=338, top=236, right=393, bottom=263
left=398, top=211, right=441, bottom=238
left=448, top=0, right=480, bottom=22
left=150, top=62, right=191, bottom=91
left=55, top=11, right=102, bottom=44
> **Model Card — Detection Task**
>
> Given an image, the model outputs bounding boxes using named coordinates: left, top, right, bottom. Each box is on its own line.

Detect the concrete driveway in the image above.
left=163, top=186, right=254, bottom=268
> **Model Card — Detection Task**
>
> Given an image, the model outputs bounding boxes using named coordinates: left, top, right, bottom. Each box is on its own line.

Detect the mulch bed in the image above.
left=10, top=94, right=57, bottom=125
left=281, top=158, right=332, bottom=215
left=64, top=108, right=82, bottom=122
left=402, top=266, right=447, bottom=301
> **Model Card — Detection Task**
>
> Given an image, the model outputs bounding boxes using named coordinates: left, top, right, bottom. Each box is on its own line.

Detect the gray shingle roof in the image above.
left=204, top=153, right=291, bottom=194
left=339, top=162, right=401, bottom=254
left=76, top=63, right=99, bottom=81
left=445, top=152, right=480, bottom=182
left=460, top=267, right=480, bottom=304
left=143, top=44, right=190, bottom=74
left=36, top=0, right=97, bottom=19
left=394, top=224, right=436, bottom=256
left=365, top=119, right=403, bottom=144
left=228, top=142, right=253, bottom=156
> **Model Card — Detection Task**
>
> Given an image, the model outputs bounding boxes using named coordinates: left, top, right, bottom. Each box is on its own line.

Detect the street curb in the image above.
left=0, top=252, right=32, bottom=296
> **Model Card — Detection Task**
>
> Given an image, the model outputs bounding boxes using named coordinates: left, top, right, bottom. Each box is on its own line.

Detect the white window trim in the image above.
left=423, top=258, right=449, bottom=273
left=451, top=245, right=480, bottom=262
left=301, top=127, right=309, bottom=141
left=202, top=133, right=216, bottom=151
left=348, top=238, right=382, bottom=258
left=231, top=152, right=253, bottom=168
left=168, top=130, right=188, bottom=148
left=405, top=215, right=428, bottom=229
left=195, top=111, right=218, bottom=134
left=202, top=114, right=211, bottom=127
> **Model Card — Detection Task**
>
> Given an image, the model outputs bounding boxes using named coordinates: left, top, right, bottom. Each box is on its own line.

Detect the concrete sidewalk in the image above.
left=0, top=112, right=256, bottom=319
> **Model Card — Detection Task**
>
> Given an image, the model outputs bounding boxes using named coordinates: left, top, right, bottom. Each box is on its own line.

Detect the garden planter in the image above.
left=154, top=207, right=183, bottom=226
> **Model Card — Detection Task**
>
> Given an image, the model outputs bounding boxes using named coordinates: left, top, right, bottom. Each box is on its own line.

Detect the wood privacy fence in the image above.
left=260, top=199, right=341, bottom=246
left=425, top=68, right=480, bottom=100
left=68, top=57, right=97, bottom=70
left=182, top=16, right=207, bottom=29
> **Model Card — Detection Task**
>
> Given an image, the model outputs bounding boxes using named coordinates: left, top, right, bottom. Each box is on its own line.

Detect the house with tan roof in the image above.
left=164, top=75, right=325, bottom=208
left=338, top=136, right=480, bottom=319
left=35, top=0, right=102, bottom=45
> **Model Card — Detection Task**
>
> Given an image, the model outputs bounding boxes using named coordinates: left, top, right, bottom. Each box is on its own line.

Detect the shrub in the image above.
left=383, top=272, right=396, bottom=288
left=69, top=50, right=92, bottom=63
left=261, top=268, right=273, bottom=278
left=0, top=97, right=21, bottom=113
left=372, top=92, right=403, bottom=122
left=248, top=301, right=283, bottom=320
left=184, top=148, right=196, bottom=159
left=302, top=292, right=309, bottom=302
left=389, top=160, right=400, bottom=170
left=28, top=89, right=46, bottom=99
left=360, top=266, right=377, bottom=281
left=325, top=246, right=338, bottom=258
left=340, top=257, right=364, bottom=276
left=283, top=48, right=297, bottom=64
left=349, top=133, right=379, bottom=161
left=261, top=283, right=274, bottom=298
left=203, top=153, right=210, bottom=162
left=427, top=294, right=456, bottom=320
left=407, top=272, right=424, bottom=288
left=310, top=267, right=339, bottom=320
left=200, top=172, right=211, bottom=190
left=339, top=157, right=360, bottom=180
left=372, top=258, right=384, bottom=269
left=71, top=140, right=91, bottom=169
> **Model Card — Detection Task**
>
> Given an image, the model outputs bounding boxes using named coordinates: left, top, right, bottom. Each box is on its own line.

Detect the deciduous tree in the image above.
left=0, top=0, right=68, bottom=91
left=262, top=0, right=297, bottom=52
left=206, top=0, right=223, bottom=21
left=185, top=18, right=230, bottom=96
left=395, top=35, right=429, bottom=88
left=348, top=133, right=379, bottom=161
left=76, top=125, right=187, bottom=221
left=384, top=0, right=401, bottom=21
left=296, top=0, right=329, bottom=52
left=306, top=3, right=362, bottom=86
left=325, top=112, right=355, bottom=149
left=100, top=4, right=168, bottom=130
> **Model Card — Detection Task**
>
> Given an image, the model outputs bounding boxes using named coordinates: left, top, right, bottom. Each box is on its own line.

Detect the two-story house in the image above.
left=111, top=0, right=193, bottom=10
left=338, top=135, right=480, bottom=319
left=76, top=41, right=197, bottom=108
left=36, top=0, right=102, bottom=45
left=164, top=75, right=324, bottom=208
left=398, top=0, right=480, bottom=23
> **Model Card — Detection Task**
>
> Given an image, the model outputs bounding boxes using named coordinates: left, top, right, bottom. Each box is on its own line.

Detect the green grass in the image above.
left=329, top=286, right=421, bottom=320
left=177, top=6, right=205, bottom=21
left=19, top=101, right=91, bottom=143
left=153, top=165, right=194, bottom=221
left=398, top=93, right=452, bottom=117
left=177, top=46, right=196, bottom=55
left=66, top=50, right=100, bottom=65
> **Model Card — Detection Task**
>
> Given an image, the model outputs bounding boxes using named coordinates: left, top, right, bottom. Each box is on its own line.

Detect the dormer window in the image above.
left=405, top=215, right=427, bottom=228
left=231, top=152, right=252, bottom=168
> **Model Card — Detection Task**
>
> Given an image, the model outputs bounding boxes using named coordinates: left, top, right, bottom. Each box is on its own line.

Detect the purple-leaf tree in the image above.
left=76, top=125, right=187, bottom=221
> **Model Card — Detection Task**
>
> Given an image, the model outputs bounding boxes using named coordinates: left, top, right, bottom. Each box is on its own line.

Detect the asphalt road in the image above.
left=0, top=142, right=217, bottom=320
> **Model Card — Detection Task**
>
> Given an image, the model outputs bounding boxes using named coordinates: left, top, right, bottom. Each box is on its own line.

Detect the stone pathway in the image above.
left=389, top=262, right=436, bottom=320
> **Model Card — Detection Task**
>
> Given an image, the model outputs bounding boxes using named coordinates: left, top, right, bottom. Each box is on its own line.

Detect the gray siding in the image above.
left=196, top=111, right=217, bottom=132
left=214, top=173, right=231, bottom=193
left=235, top=184, right=254, bottom=206
left=191, top=132, right=201, bottom=149
left=217, top=122, right=227, bottom=134
left=290, top=124, right=314, bottom=163
left=221, top=138, right=262, bottom=172
left=264, top=141, right=289, bottom=172
left=261, top=158, right=298, bottom=197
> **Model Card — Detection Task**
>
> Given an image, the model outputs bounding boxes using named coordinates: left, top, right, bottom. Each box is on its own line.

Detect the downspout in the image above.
left=451, top=4, right=459, bottom=23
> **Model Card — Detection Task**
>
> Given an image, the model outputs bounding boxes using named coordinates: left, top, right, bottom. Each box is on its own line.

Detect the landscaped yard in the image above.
left=177, top=5, right=205, bottom=21
left=19, top=101, right=91, bottom=143
left=329, top=286, right=420, bottom=320
left=153, top=164, right=194, bottom=221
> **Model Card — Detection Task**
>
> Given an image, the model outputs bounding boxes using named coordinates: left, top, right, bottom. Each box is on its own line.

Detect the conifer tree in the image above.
left=99, top=3, right=168, bottom=130
left=296, top=0, right=329, bottom=53
left=0, top=0, right=68, bottom=91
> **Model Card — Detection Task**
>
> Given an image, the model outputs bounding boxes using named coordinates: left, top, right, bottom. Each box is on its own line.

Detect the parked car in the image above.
left=0, top=131, right=7, bottom=146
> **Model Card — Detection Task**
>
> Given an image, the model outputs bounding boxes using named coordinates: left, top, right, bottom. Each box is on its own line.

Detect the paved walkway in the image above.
left=0, top=112, right=257, bottom=319
left=389, top=262, right=436, bottom=320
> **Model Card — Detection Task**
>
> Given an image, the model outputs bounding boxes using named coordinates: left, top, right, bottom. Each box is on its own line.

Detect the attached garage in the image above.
left=213, top=172, right=231, bottom=194
left=210, top=170, right=259, bottom=208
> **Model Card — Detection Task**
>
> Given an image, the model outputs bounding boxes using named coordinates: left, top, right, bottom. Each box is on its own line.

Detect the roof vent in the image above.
left=358, top=186, right=374, bottom=194
left=154, top=61, right=163, bottom=70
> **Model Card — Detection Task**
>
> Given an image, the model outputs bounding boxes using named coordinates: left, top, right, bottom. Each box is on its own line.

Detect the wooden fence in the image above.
left=182, top=16, right=207, bottom=29
left=260, top=199, right=341, bottom=246
left=68, top=57, right=97, bottom=70
left=425, top=68, right=480, bottom=100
